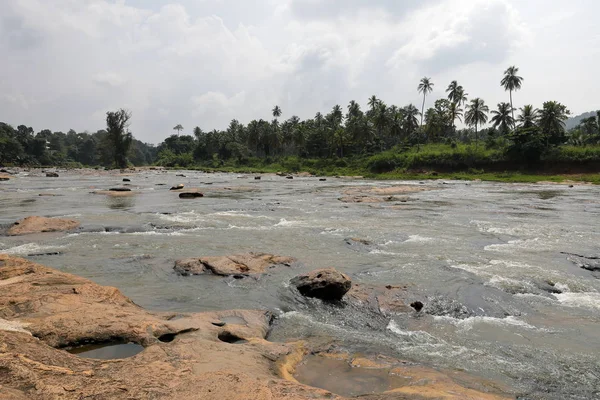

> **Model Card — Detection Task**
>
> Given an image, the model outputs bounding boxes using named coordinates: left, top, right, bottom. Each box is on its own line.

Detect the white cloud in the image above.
left=0, top=0, right=598, bottom=143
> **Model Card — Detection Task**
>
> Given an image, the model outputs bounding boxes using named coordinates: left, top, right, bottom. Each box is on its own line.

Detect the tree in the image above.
left=403, top=104, right=420, bottom=138
left=173, top=124, right=183, bottom=135
left=517, top=105, right=538, bottom=129
left=417, top=77, right=434, bottom=127
left=501, top=66, right=523, bottom=129
left=464, top=98, right=489, bottom=149
left=490, top=102, right=515, bottom=135
left=272, top=105, right=282, bottom=119
left=106, top=109, right=133, bottom=168
left=537, top=101, right=570, bottom=146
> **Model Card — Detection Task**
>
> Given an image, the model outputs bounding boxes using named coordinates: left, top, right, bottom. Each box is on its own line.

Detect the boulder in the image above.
left=319, top=178, right=326, bottom=182
left=122, top=178, right=131, bottom=182
left=291, top=268, right=352, bottom=301
left=174, top=253, right=296, bottom=277
left=109, top=187, right=131, bottom=192
left=170, top=184, right=185, bottom=190
left=254, top=176, right=261, bottom=180
left=179, top=192, right=204, bottom=199
left=286, top=176, right=294, bottom=179
left=0, top=174, right=10, bottom=181
left=7, top=216, right=80, bottom=236
left=46, top=172, right=59, bottom=177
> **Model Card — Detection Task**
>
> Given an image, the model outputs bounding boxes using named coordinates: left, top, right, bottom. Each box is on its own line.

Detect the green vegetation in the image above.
left=2, top=66, right=600, bottom=185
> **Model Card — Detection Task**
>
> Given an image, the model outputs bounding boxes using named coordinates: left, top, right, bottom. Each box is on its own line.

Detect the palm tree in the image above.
left=490, top=102, right=515, bottom=135
left=418, top=77, right=434, bottom=126
left=464, top=98, right=489, bottom=149
left=517, top=105, right=538, bottom=128
left=173, top=124, right=183, bottom=135
left=449, top=101, right=463, bottom=133
left=368, top=95, right=379, bottom=115
left=537, top=101, right=570, bottom=145
left=501, top=66, right=523, bottom=128
left=456, top=87, right=468, bottom=106
left=446, top=81, right=465, bottom=104
left=403, top=104, right=421, bottom=137
left=272, top=105, right=282, bottom=119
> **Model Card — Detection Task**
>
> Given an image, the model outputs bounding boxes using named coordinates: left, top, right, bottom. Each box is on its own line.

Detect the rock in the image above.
left=7, top=216, right=80, bottom=236
left=345, top=283, right=411, bottom=315
left=176, top=174, right=186, bottom=177
left=170, top=184, right=185, bottom=190
left=38, top=193, right=61, bottom=197
left=319, top=178, right=326, bottom=181
left=410, top=301, right=424, bottom=312
left=291, top=268, right=352, bottom=301
left=0, top=174, right=10, bottom=181
left=179, top=192, right=204, bottom=199
left=286, top=176, right=294, bottom=179
left=122, top=178, right=131, bottom=182
left=254, top=176, right=261, bottom=180
left=174, top=253, right=296, bottom=277
left=109, top=187, right=131, bottom=192
left=91, top=190, right=136, bottom=197
left=563, top=252, right=600, bottom=272
left=0, top=255, right=510, bottom=400
left=46, top=172, right=59, bottom=177
left=276, top=172, right=286, bottom=177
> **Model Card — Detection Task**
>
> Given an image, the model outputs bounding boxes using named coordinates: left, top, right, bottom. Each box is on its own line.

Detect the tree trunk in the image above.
left=421, top=94, right=426, bottom=127
left=475, top=122, right=478, bottom=151
left=510, top=90, right=515, bottom=130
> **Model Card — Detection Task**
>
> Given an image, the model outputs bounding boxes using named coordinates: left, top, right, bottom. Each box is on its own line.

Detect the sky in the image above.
left=1, top=0, right=599, bottom=144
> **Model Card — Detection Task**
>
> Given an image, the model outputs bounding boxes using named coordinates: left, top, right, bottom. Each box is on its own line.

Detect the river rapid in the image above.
left=1, top=170, right=599, bottom=399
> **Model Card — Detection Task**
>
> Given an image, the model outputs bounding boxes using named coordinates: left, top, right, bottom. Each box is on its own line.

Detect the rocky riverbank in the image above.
left=0, top=254, right=513, bottom=399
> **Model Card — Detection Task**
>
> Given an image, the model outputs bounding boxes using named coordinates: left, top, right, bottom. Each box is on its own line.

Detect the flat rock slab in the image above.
left=7, top=216, right=80, bottom=236
left=174, top=252, right=296, bottom=276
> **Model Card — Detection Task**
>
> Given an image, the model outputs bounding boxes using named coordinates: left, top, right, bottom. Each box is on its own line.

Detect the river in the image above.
left=1, top=170, right=599, bottom=399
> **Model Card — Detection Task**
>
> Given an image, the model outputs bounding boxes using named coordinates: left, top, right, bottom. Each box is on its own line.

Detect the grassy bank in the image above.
left=175, top=144, right=600, bottom=184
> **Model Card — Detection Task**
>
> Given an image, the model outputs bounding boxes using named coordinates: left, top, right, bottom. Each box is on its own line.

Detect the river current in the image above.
left=1, top=170, right=599, bottom=399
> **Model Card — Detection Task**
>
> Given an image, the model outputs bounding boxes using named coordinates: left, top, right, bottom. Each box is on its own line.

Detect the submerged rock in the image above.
left=170, top=184, right=185, bottom=190
left=562, top=251, right=600, bottom=272
left=179, top=192, right=204, bottom=199
left=174, top=252, right=296, bottom=277
left=291, top=268, right=352, bottom=301
left=45, top=172, right=59, bottom=177
left=109, top=187, right=131, bottom=192
left=344, top=237, right=377, bottom=252
left=7, top=216, right=80, bottom=236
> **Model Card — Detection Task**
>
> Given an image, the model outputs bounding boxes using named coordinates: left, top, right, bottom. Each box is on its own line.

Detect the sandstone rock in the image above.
left=179, top=192, right=204, bottom=199
left=46, top=172, right=59, bottom=177
left=345, top=283, right=412, bottom=315
left=291, top=268, right=351, bottom=301
left=0, top=174, right=10, bottom=181
left=174, top=253, right=296, bottom=277
left=7, top=216, right=80, bottom=236
left=170, top=184, right=184, bottom=190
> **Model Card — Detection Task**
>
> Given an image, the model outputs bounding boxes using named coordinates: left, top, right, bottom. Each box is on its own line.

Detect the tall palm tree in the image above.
left=490, top=102, right=515, bottom=135
left=272, top=105, right=282, bottom=119
left=516, top=105, right=538, bottom=129
left=417, top=77, right=434, bottom=126
left=455, top=87, right=468, bottom=106
left=403, top=104, right=420, bottom=137
left=368, top=95, right=379, bottom=115
left=446, top=81, right=465, bottom=104
left=464, top=98, right=489, bottom=149
left=173, top=124, right=183, bottom=135
left=449, top=101, right=463, bottom=133
left=501, top=66, right=523, bottom=128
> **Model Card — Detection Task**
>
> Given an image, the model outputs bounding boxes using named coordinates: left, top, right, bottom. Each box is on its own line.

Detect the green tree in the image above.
left=465, top=98, right=489, bottom=149
left=173, top=124, right=183, bottom=135
left=272, top=105, right=282, bottom=119
left=490, top=102, right=515, bottom=135
left=537, top=101, right=570, bottom=146
left=517, top=105, right=538, bottom=129
left=501, top=66, right=523, bottom=128
left=417, top=77, right=434, bottom=127
left=106, top=109, right=133, bottom=168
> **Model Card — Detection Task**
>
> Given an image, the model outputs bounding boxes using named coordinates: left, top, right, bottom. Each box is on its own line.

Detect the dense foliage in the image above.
left=2, top=67, right=600, bottom=172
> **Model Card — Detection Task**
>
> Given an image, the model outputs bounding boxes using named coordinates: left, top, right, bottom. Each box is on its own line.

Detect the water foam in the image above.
left=555, top=292, right=600, bottom=310
left=1, top=243, right=68, bottom=255
left=433, top=315, right=540, bottom=331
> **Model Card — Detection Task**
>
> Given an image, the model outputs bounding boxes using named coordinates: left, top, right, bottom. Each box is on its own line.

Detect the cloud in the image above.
left=0, top=0, right=598, bottom=143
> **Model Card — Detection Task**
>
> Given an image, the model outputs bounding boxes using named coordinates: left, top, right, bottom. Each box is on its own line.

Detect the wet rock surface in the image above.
left=174, top=253, right=296, bottom=276
left=291, top=268, right=352, bottom=301
left=6, top=216, right=80, bottom=236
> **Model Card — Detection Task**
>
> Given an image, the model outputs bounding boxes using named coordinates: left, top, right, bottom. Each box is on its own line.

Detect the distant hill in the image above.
left=566, top=111, right=598, bottom=131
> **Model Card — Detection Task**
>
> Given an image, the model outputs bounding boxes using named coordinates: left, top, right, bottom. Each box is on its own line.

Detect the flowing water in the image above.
left=1, top=170, right=600, bottom=399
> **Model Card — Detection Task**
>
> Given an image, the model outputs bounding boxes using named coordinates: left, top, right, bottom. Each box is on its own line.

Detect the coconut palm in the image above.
left=516, top=105, right=538, bottom=129
left=272, top=106, right=282, bottom=119
left=368, top=95, right=380, bottom=115
left=403, top=104, right=421, bottom=136
left=537, top=101, right=570, bottom=145
left=501, top=66, right=523, bottom=128
left=449, top=101, right=463, bottom=133
left=446, top=81, right=466, bottom=104
left=417, top=77, right=434, bottom=126
left=464, top=98, right=489, bottom=149
left=490, top=102, right=515, bottom=135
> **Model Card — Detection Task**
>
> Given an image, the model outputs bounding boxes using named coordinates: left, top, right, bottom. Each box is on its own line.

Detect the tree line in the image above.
left=2, top=66, right=599, bottom=169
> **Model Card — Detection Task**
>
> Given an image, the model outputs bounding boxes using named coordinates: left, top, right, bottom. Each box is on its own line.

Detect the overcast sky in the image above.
left=1, top=0, right=598, bottom=143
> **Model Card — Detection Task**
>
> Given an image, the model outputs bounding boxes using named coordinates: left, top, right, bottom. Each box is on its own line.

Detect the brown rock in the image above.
left=7, top=216, right=80, bottom=236
left=46, top=172, right=59, bottom=177
left=91, top=190, right=136, bottom=197
left=0, top=173, right=11, bottom=181
left=345, top=283, right=412, bottom=315
left=170, top=184, right=185, bottom=190
left=174, top=253, right=296, bottom=276
left=291, top=268, right=352, bottom=301
left=0, top=255, right=335, bottom=400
